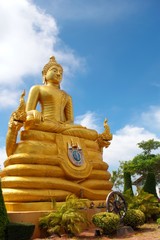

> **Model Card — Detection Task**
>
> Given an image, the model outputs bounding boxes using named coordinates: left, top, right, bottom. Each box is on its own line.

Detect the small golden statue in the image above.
left=6, top=90, right=26, bottom=156
left=1, top=56, right=113, bottom=211
left=97, top=118, right=113, bottom=149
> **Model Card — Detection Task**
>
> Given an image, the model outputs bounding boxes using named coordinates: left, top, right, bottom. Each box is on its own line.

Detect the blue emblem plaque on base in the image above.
left=68, top=141, right=84, bottom=166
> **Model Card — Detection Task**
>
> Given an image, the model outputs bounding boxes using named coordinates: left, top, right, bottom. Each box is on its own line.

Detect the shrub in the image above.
left=124, top=190, right=160, bottom=221
left=5, top=222, right=35, bottom=240
left=39, top=194, right=89, bottom=237
left=92, top=212, right=120, bottom=235
left=0, top=179, right=9, bottom=240
left=123, top=171, right=133, bottom=196
left=143, top=172, right=158, bottom=198
left=123, top=209, right=145, bottom=229
left=157, top=218, right=160, bottom=225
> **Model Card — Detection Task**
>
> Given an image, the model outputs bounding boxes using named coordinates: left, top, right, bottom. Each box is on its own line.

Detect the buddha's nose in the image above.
left=57, top=71, right=62, bottom=78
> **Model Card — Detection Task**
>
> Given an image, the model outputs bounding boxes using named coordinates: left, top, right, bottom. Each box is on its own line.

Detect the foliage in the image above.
left=124, top=190, right=160, bottom=221
left=112, top=139, right=160, bottom=190
left=137, top=139, right=160, bottom=156
left=156, top=218, right=160, bottom=225
left=143, top=172, right=158, bottom=198
left=123, top=171, right=133, bottom=196
left=92, top=212, right=120, bottom=235
left=126, top=139, right=160, bottom=181
left=123, top=209, right=145, bottom=229
left=0, top=179, right=9, bottom=240
left=125, top=154, right=160, bottom=180
left=5, top=222, right=35, bottom=240
left=111, top=169, right=124, bottom=191
left=39, top=194, right=89, bottom=237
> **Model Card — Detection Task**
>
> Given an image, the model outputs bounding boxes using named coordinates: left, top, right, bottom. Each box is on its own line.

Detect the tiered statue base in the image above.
left=2, top=129, right=113, bottom=211
left=6, top=200, right=106, bottom=211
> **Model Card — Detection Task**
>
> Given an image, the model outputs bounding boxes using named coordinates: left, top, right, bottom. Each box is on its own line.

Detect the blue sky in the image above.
left=0, top=0, right=160, bottom=172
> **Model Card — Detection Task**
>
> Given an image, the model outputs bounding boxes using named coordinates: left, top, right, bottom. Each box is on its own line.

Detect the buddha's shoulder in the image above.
left=61, top=90, right=72, bottom=98
left=29, top=85, right=46, bottom=92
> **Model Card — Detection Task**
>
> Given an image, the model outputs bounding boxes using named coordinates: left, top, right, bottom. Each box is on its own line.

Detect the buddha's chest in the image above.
left=39, top=87, right=66, bottom=105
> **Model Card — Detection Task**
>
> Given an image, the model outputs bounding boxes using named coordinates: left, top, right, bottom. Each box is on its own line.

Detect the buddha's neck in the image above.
left=46, top=82, right=60, bottom=89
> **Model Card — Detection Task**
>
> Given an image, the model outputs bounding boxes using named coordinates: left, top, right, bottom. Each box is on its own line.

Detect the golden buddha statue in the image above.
left=25, top=56, right=98, bottom=140
left=1, top=56, right=113, bottom=211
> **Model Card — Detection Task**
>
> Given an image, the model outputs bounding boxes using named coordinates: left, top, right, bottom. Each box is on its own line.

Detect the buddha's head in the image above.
left=42, top=56, right=63, bottom=86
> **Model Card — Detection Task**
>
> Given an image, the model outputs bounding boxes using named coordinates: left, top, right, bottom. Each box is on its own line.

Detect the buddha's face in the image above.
left=45, top=65, right=63, bottom=84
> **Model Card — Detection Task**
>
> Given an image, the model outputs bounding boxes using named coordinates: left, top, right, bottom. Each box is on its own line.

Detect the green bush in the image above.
left=124, top=190, right=160, bottom=221
left=5, top=222, right=35, bottom=240
left=39, top=194, right=89, bottom=237
left=123, top=209, right=145, bottom=229
left=0, top=179, right=9, bottom=240
left=123, top=171, right=134, bottom=196
left=143, top=172, right=158, bottom=198
left=92, top=212, right=120, bottom=235
left=157, top=218, right=160, bottom=225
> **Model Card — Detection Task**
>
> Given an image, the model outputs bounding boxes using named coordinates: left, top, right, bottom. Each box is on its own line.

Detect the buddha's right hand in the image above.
left=26, top=110, right=43, bottom=124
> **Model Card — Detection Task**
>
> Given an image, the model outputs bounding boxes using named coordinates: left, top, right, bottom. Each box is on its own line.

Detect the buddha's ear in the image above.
left=42, top=75, right=46, bottom=84
left=42, top=71, right=46, bottom=84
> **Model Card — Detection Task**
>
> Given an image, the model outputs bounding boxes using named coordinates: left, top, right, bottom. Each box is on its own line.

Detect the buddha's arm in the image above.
left=26, top=86, right=42, bottom=122
left=26, top=86, right=40, bottom=111
left=64, top=95, right=74, bottom=124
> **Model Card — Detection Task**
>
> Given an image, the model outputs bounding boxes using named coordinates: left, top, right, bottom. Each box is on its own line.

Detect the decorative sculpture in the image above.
left=1, top=56, right=113, bottom=211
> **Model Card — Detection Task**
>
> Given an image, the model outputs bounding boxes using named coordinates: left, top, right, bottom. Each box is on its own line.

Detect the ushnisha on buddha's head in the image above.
left=42, top=56, right=63, bottom=86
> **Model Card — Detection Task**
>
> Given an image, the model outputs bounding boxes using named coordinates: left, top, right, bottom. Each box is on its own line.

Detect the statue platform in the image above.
left=2, top=130, right=112, bottom=211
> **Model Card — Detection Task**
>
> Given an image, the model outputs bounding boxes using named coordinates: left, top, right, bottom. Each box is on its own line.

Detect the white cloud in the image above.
left=75, top=111, right=102, bottom=132
left=0, top=89, right=22, bottom=108
left=104, top=125, right=159, bottom=172
left=0, top=0, right=58, bottom=85
left=0, top=0, right=84, bottom=108
left=141, top=106, right=160, bottom=132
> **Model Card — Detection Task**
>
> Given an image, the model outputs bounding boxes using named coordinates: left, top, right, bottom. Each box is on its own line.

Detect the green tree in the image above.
left=128, top=140, right=160, bottom=182
left=138, top=139, right=160, bottom=156
left=111, top=169, right=123, bottom=191
left=112, top=139, right=160, bottom=190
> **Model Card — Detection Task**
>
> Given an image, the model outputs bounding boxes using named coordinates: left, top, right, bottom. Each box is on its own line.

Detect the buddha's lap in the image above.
left=2, top=175, right=112, bottom=201
left=25, top=120, right=98, bottom=140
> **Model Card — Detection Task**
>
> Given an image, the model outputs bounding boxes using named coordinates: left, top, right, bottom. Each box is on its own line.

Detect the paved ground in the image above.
left=34, top=223, right=160, bottom=240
